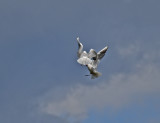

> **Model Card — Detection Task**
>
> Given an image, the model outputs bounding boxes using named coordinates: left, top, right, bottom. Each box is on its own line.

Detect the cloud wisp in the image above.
left=40, top=64, right=160, bottom=121
left=38, top=42, right=160, bottom=122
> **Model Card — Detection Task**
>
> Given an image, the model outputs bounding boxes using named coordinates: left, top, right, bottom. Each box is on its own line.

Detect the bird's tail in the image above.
left=91, top=71, right=102, bottom=79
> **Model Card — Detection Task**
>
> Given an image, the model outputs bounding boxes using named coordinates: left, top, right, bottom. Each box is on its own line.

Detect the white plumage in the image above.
left=76, top=37, right=108, bottom=79
left=86, top=64, right=102, bottom=79
left=77, top=37, right=92, bottom=65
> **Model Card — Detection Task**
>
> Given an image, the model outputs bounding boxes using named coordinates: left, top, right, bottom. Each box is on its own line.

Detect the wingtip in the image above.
left=77, top=37, right=79, bottom=41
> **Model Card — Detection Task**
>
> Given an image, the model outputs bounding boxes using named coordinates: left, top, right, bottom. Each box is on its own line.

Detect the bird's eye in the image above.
left=91, top=57, right=96, bottom=60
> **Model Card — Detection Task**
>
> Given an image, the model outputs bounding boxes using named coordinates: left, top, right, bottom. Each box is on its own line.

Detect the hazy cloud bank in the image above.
left=39, top=45, right=160, bottom=121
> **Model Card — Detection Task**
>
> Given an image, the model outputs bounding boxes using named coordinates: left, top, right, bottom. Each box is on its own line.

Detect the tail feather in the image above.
left=91, top=71, right=102, bottom=79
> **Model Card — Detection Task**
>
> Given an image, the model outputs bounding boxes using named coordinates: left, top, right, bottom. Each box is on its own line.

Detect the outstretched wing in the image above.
left=97, top=46, right=108, bottom=60
left=77, top=37, right=83, bottom=58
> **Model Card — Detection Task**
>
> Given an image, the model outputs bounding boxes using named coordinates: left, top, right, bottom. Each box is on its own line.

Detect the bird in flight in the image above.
left=76, top=37, right=108, bottom=79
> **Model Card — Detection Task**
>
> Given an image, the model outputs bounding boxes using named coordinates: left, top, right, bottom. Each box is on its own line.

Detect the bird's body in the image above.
left=76, top=37, right=108, bottom=79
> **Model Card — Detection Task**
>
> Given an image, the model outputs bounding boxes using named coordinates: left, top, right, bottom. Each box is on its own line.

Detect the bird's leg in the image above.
left=85, top=75, right=90, bottom=76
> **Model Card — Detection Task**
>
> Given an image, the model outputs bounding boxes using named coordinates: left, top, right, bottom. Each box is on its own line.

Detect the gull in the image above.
left=76, top=37, right=109, bottom=79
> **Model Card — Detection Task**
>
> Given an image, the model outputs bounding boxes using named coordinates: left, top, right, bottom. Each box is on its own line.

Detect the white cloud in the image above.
left=39, top=43, right=160, bottom=121
left=117, top=43, right=140, bottom=57
left=40, top=64, right=160, bottom=120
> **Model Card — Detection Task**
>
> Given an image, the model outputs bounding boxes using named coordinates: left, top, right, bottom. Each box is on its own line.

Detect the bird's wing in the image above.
left=97, top=46, right=108, bottom=60
left=88, top=49, right=99, bottom=68
left=77, top=37, right=83, bottom=49
left=77, top=37, right=83, bottom=58
left=88, top=49, right=97, bottom=59
left=77, top=57, right=92, bottom=65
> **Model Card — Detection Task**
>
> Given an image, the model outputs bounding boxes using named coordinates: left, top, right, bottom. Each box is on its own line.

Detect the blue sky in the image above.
left=1, top=0, right=160, bottom=123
